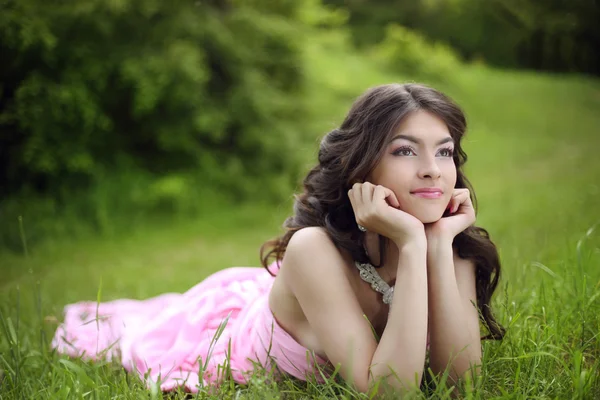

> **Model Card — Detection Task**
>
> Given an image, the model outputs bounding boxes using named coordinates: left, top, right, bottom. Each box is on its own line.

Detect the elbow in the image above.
left=352, top=370, right=373, bottom=394
left=355, top=380, right=370, bottom=395
left=447, top=355, right=482, bottom=384
left=461, top=356, right=482, bottom=379
left=350, top=357, right=426, bottom=394
left=344, top=373, right=369, bottom=394
left=430, top=344, right=482, bottom=383
left=362, top=368, right=423, bottom=395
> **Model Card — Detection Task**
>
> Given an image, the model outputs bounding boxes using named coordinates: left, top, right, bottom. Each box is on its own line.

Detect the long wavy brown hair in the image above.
left=260, top=83, right=505, bottom=340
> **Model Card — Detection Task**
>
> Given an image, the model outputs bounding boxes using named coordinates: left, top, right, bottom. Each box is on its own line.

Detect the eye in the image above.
left=393, top=146, right=416, bottom=156
left=438, top=147, right=454, bottom=157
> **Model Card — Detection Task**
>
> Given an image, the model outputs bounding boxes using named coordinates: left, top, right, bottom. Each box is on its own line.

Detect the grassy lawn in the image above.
left=1, top=42, right=600, bottom=398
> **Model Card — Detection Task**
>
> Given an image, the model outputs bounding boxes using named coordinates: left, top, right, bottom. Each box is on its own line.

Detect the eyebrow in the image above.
left=390, top=134, right=454, bottom=146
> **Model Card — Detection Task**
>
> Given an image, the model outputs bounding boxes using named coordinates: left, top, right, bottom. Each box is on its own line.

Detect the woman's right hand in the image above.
left=347, top=182, right=426, bottom=246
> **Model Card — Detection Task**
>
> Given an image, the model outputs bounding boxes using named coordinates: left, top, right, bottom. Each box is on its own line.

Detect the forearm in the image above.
left=427, top=241, right=481, bottom=382
left=370, top=240, right=428, bottom=391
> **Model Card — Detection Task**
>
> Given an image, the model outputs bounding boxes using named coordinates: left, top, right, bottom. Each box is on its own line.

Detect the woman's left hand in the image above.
left=425, top=188, right=476, bottom=242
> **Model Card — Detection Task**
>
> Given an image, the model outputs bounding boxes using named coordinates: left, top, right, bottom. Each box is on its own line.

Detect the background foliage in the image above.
left=1, top=0, right=600, bottom=398
left=324, top=0, right=600, bottom=75
left=1, top=0, right=598, bottom=251
left=1, top=0, right=308, bottom=200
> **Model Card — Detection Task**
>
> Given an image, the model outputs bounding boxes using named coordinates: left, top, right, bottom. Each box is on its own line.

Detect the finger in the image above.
left=452, top=191, right=471, bottom=213
left=448, top=190, right=459, bottom=212
left=448, top=194, right=460, bottom=213
left=385, top=187, right=401, bottom=208
left=375, top=185, right=400, bottom=208
left=450, top=198, right=459, bottom=213
left=451, top=188, right=469, bottom=198
left=350, top=183, right=362, bottom=200
left=348, top=187, right=366, bottom=227
left=454, top=191, right=468, bottom=203
left=361, top=181, right=375, bottom=203
left=348, top=183, right=362, bottom=208
left=457, top=189, right=471, bottom=204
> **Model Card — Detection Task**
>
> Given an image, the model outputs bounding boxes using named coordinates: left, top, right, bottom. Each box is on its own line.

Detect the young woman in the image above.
left=53, top=83, right=504, bottom=394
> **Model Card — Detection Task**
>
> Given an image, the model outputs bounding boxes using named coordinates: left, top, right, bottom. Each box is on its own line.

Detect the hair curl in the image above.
left=260, top=83, right=505, bottom=340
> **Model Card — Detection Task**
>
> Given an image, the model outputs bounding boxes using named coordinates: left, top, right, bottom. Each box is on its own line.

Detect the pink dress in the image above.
left=51, top=264, right=331, bottom=392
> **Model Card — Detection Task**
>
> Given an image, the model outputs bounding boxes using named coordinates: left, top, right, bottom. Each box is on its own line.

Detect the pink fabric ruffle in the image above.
left=52, top=266, right=330, bottom=392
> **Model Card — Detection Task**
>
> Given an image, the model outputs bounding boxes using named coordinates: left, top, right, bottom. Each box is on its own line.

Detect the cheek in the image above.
left=445, top=163, right=458, bottom=185
left=444, top=192, right=453, bottom=207
left=378, top=162, right=412, bottom=187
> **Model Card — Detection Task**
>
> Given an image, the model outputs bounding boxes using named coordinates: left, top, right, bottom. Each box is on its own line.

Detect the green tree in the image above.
left=323, top=0, right=600, bottom=75
left=0, top=0, right=307, bottom=199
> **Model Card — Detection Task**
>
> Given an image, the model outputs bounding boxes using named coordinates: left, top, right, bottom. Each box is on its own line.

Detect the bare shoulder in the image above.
left=278, top=226, right=378, bottom=389
left=287, top=226, right=332, bottom=248
left=281, top=226, right=349, bottom=279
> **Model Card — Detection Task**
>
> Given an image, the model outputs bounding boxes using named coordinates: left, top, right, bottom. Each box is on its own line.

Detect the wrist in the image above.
left=396, top=239, right=428, bottom=273
left=394, top=235, right=428, bottom=253
left=426, top=239, right=454, bottom=265
left=426, top=236, right=453, bottom=252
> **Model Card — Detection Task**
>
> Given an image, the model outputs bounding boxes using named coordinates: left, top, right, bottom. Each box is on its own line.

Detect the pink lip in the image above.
left=412, top=192, right=443, bottom=199
left=411, top=188, right=443, bottom=199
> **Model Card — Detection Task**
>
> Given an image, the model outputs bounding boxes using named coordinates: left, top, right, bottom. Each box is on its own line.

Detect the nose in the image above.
left=418, top=155, right=441, bottom=180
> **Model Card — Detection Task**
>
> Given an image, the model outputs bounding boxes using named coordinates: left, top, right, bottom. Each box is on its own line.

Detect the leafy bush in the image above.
left=0, top=0, right=307, bottom=200
left=371, top=24, right=461, bottom=83
left=325, top=0, right=600, bottom=76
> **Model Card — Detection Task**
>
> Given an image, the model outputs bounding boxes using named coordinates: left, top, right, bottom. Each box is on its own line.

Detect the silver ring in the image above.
left=358, top=224, right=367, bottom=232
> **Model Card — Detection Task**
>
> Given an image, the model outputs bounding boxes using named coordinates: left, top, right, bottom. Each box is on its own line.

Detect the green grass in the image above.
left=1, top=31, right=600, bottom=398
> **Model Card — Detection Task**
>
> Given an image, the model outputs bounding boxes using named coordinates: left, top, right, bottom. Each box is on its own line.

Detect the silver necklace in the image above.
left=354, top=260, right=395, bottom=305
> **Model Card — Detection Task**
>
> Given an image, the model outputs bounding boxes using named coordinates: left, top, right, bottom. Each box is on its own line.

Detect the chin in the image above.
left=411, top=209, right=445, bottom=224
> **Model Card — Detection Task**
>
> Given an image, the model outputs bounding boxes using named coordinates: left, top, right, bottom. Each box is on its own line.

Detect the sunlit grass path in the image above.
left=1, top=59, right=600, bottom=397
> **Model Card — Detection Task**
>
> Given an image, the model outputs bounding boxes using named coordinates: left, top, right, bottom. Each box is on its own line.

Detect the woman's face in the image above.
left=367, top=110, right=457, bottom=223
